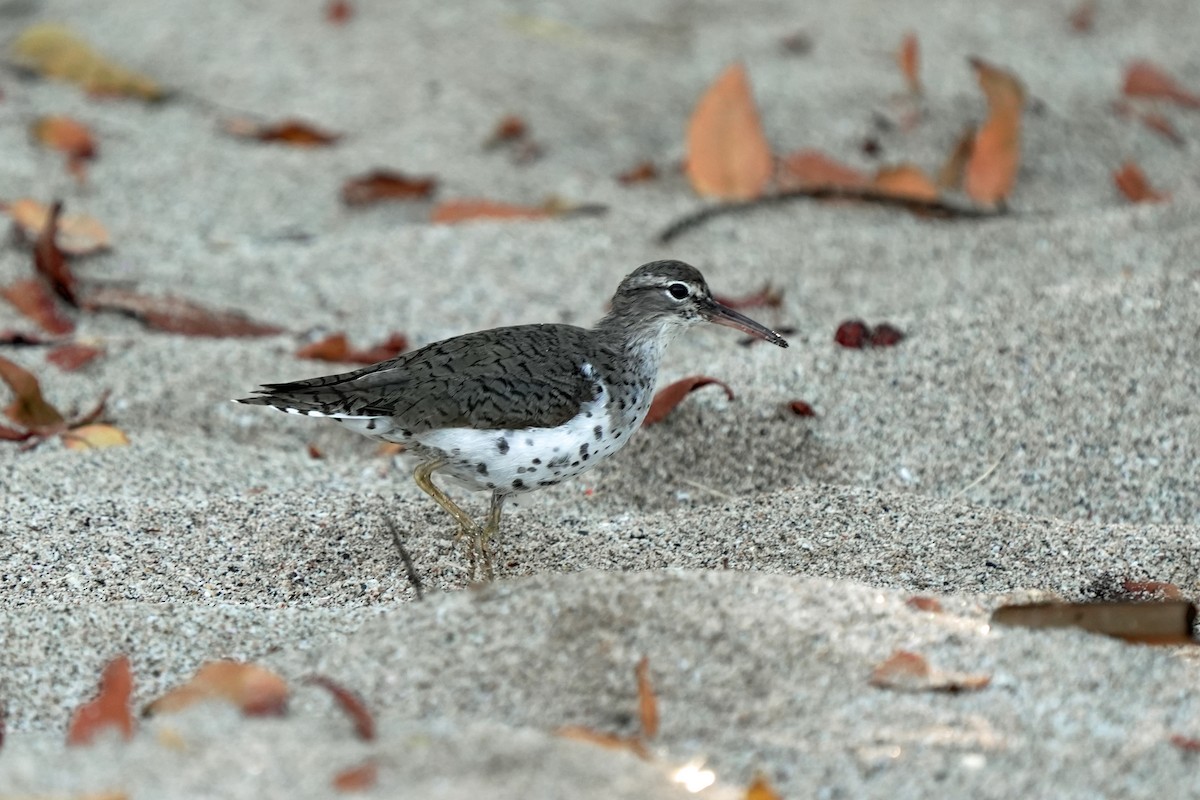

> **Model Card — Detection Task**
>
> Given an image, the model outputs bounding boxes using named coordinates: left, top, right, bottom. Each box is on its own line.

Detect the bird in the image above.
left=237, top=260, right=789, bottom=580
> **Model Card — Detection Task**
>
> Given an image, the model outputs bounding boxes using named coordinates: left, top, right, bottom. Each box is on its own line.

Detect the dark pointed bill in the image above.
left=702, top=300, right=789, bottom=348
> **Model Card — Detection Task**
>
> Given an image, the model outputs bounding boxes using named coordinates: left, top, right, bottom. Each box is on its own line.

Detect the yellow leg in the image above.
left=413, top=461, right=484, bottom=579
left=476, top=492, right=506, bottom=581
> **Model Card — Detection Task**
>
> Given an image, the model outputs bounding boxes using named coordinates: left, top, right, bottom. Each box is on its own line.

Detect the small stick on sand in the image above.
left=951, top=451, right=1009, bottom=499
left=385, top=516, right=425, bottom=600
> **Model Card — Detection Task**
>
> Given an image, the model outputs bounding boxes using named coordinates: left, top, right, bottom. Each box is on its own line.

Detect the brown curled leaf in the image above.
left=306, top=675, right=376, bottom=741
left=341, top=170, right=437, bottom=206
left=46, top=342, right=102, bottom=371
left=83, top=287, right=284, bottom=337
left=1, top=278, right=75, bottom=335
left=0, top=354, right=65, bottom=431
left=297, top=332, right=408, bottom=364
left=146, top=660, right=289, bottom=717
left=67, top=655, right=135, bottom=746
left=643, top=376, right=735, bottom=427
left=685, top=62, right=773, bottom=200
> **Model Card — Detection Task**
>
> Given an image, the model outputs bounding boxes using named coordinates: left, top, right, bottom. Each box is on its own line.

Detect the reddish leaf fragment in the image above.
left=84, top=287, right=284, bottom=337
left=872, top=164, right=940, bottom=202
left=788, top=400, right=816, bottom=417
left=1139, top=112, right=1185, bottom=146
left=1170, top=734, right=1200, bottom=753
left=0, top=329, right=54, bottom=345
left=67, top=655, right=134, bottom=746
left=47, top=342, right=102, bottom=371
left=556, top=726, right=650, bottom=760
left=307, top=442, right=324, bottom=459
left=991, top=600, right=1197, bottom=645
left=0, top=354, right=65, bottom=431
left=297, top=332, right=408, bottom=364
left=484, top=114, right=528, bottom=148
left=964, top=59, right=1025, bottom=205
left=223, top=117, right=341, bottom=147
left=834, top=320, right=870, bottom=349
left=1, top=278, right=75, bottom=335
left=341, top=170, right=437, bottom=206
left=333, top=758, right=378, bottom=792
left=938, top=127, right=975, bottom=189
left=778, top=149, right=868, bottom=191
left=634, top=656, right=658, bottom=739
left=1123, top=61, right=1200, bottom=109
left=1114, top=162, right=1169, bottom=204
left=897, top=33, right=920, bottom=94
left=326, top=0, right=353, bottom=24
left=146, top=660, right=289, bottom=717
left=4, top=199, right=111, bottom=255
left=906, top=596, right=944, bottom=613
left=870, top=323, right=905, bottom=347
left=713, top=284, right=783, bottom=311
left=0, top=423, right=34, bottom=441
left=616, top=161, right=659, bottom=185
left=644, top=376, right=735, bottom=427
left=686, top=63, right=773, bottom=200
left=34, top=200, right=78, bottom=305
left=32, top=115, right=97, bottom=166
left=1068, top=0, right=1096, bottom=32
left=306, top=675, right=376, bottom=741
left=870, top=649, right=990, bottom=693
left=430, top=199, right=552, bottom=224
left=1121, top=580, right=1184, bottom=600
left=746, top=774, right=784, bottom=800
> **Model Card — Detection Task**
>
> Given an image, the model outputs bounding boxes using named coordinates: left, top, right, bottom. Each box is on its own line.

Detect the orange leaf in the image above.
left=62, top=423, right=129, bottom=450
left=777, top=149, right=868, bottom=191
left=34, top=200, right=77, bottom=305
left=430, top=198, right=552, bottom=224
left=635, top=656, right=658, bottom=739
left=643, top=376, right=735, bottom=427
left=222, top=117, right=341, bottom=147
left=1, top=278, right=74, bottom=335
left=67, top=655, right=135, bottom=746
left=746, top=774, right=784, bottom=800
left=333, top=758, right=378, bottom=792
left=964, top=59, right=1025, bottom=205
left=341, top=170, right=437, bottom=206
left=616, top=160, right=659, bottom=185
left=685, top=63, right=773, bottom=200
left=1123, top=61, right=1200, bottom=109
left=306, top=676, right=376, bottom=741
left=870, top=650, right=991, bottom=692
left=4, top=198, right=111, bottom=255
left=871, top=163, right=940, bottom=201
left=483, top=114, right=528, bottom=148
left=32, top=115, right=97, bottom=160
left=555, top=725, right=650, bottom=759
left=146, top=660, right=289, bottom=717
left=83, top=287, right=284, bottom=337
left=897, top=33, right=920, bottom=94
left=937, top=126, right=976, bottom=189
left=297, top=332, right=408, bottom=364
left=1114, top=161, right=1169, bottom=203
left=46, top=342, right=102, bottom=371
left=1139, top=112, right=1184, bottom=146
left=0, top=354, right=65, bottom=431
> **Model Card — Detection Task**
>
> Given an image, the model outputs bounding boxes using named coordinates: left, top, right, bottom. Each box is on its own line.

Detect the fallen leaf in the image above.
left=307, top=442, right=324, bottom=459
left=306, top=675, right=376, bottom=741
left=1123, top=61, right=1200, bottom=109
left=297, top=332, right=408, bottom=364
left=777, top=149, right=868, bottom=191
left=32, top=115, right=97, bottom=179
left=430, top=198, right=553, bottom=224
left=685, top=62, right=773, bottom=200
left=67, top=655, right=135, bottom=746
left=643, top=376, right=735, bottom=427
left=869, top=323, right=906, bottom=347
left=712, top=284, right=783, bottom=310
left=62, top=423, right=129, bottom=451
left=992, top=600, right=1197, bottom=644
left=333, top=759, right=378, bottom=792
left=1114, top=161, right=1169, bottom=203
left=47, top=343, right=102, bottom=371
left=0, top=354, right=65, bottom=431
left=326, top=0, right=354, bottom=24
left=222, top=117, right=341, bottom=147
left=635, top=656, right=658, bottom=739
left=4, top=198, right=111, bottom=255
left=1138, top=112, right=1185, bottom=146
left=341, top=170, right=437, bottom=206
left=834, top=320, right=870, bottom=349
left=10, top=23, right=165, bottom=100
left=964, top=59, right=1025, bottom=205
left=872, top=163, right=940, bottom=202
left=788, top=400, right=816, bottom=417
left=1068, top=0, right=1096, bottom=32
left=34, top=200, right=77, bottom=305
left=556, top=725, right=650, bottom=759
left=616, top=161, right=659, bottom=185
left=1120, top=580, right=1184, bottom=600
left=146, top=660, right=289, bottom=717
left=83, top=287, right=284, bottom=337
left=746, top=774, right=784, bottom=800
left=483, top=114, right=528, bottom=148
left=937, top=126, right=976, bottom=189
left=1, top=278, right=75, bottom=335
left=1170, top=734, right=1200, bottom=753
left=897, top=33, right=920, bottom=94
left=906, top=596, right=944, bottom=613
left=869, top=650, right=991, bottom=693
left=0, top=329, right=55, bottom=345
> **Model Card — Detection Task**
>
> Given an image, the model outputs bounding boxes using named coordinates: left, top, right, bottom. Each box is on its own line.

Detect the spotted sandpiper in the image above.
left=238, top=260, right=788, bottom=580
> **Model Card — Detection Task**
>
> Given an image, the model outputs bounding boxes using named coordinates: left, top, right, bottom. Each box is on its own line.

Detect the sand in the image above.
left=2, top=0, right=1199, bottom=797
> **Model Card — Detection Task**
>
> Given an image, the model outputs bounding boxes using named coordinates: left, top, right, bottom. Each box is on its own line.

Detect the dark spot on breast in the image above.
left=486, top=482, right=496, bottom=489
left=532, top=458, right=541, bottom=465
left=476, top=463, right=488, bottom=475
left=366, top=419, right=377, bottom=430
left=571, top=461, right=580, bottom=467
left=525, top=438, right=534, bottom=447
left=497, top=437, right=509, bottom=454
left=579, top=443, right=589, bottom=460
left=402, top=429, right=412, bottom=438
left=538, top=480, right=557, bottom=487
left=512, top=479, right=525, bottom=490
left=585, top=411, right=592, bottom=418
left=593, top=425, right=603, bottom=441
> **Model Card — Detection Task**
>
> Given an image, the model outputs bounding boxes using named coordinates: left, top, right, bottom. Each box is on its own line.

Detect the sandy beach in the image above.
left=2, top=0, right=1200, bottom=797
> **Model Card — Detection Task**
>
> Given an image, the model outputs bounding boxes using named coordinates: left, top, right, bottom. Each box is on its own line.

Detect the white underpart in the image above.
left=282, top=407, right=397, bottom=438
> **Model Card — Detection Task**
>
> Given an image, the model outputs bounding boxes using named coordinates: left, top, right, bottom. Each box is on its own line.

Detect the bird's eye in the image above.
left=667, top=282, right=690, bottom=300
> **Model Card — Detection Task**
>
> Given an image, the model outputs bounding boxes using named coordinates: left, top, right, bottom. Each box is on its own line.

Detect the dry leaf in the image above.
left=333, top=758, right=378, bottom=792
left=341, top=170, right=437, bottom=206
left=84, top=287, right=284, bottom=337
left=1170, top=734, right=1200, bottom=753
left=746, top=774, right=784, bottom=800
left=872, top=164, right=940, bottom=201
left=1114, top=162, right=1169, bottom=203
left=67, top=655, right=135, bottom=746
left=991, top=600, right=1196, bottom=645
left=635, top=656, right=659, bottom=739
left=32, top=116, right=97, bottom=180
left=430, top=198, right=553, bottom=224
left=616, top=161, right=659, bottom=185
left=897, top=33, right=921, bottom=94
left=4, top=198, right=112, bottom=255
left=937, top=126, right=976, bottom=189
left=556, top=725, right=650, bottom=759
left=11, top=24, right=165, bottom=100
left=643, top=376, right=735, bottom=427
left=964, top=59, right=1025, bottom=205
left=34, top=200, right=77, bottom=305
left=1139, top=112, right=1185, bottom=146
left=47, top=343, right=103, bottom=371
left=0, top=354, right=66, bottom=431
left=222, top=117, right=341, bottom=147
left=685, top=63, right=773, bottom=200
left=1120, top=580, right=1184, bottom=600
left=1, top=278, right=75, bottom=335
left=777, top=149, right=868, bottom=191
left=484, top=114, right=528, bottom=148
left=326, top=0, right=354, bottom=24
left=1068, top=0, right=1096, bottom=32
left=306, top=676, right=376, bottom=741
left=297, top=332, right=408, bottom=364
left=788, top=400, right=816, bottom=417
left=869, top=650, right=991, bottom=692
left=146, top=660, right=289, bottom=717
left=1122, top=61, right=1200, bottom=108
left=0, top=329, right=54, bottom=345
left=906, top=596, right=944, bottom=613
left=63, top=423, right=129, bottom=451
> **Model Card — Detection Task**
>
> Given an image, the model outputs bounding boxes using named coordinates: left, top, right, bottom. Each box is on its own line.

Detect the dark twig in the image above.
left=385, top=516, right=424, bottom=600
left=656, top=187, right=1004, bottom=244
